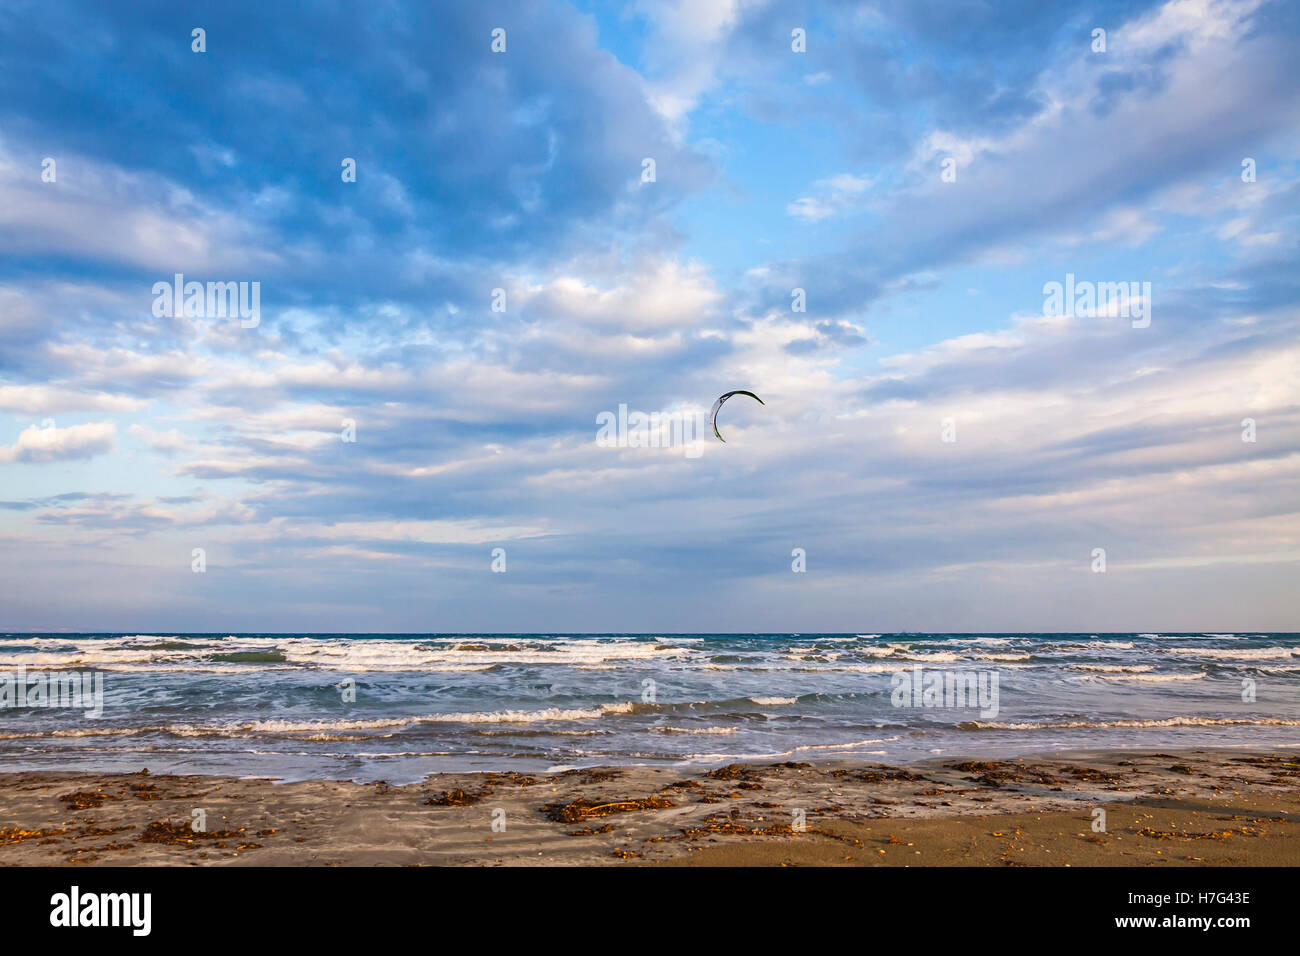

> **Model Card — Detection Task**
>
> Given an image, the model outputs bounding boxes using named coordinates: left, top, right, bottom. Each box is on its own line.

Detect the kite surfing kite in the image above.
left=710, top=390, right=765, bottom=442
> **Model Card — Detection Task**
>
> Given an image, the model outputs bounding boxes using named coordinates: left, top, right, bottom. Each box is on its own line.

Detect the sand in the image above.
left=0, top=749, right=1296, bottom=866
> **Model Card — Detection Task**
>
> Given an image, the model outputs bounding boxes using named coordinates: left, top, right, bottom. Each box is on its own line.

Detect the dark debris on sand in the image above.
left=61, top=790, right=111, bottom=810
left=950, top=760, right=1122, bottom=789
left=541, top=795, right=675, bottom=824
left=137, top=820, right=274, bottom=851
left=424, top=788, right=488, bottom=807
left=833, top=765, right=928, bottom=784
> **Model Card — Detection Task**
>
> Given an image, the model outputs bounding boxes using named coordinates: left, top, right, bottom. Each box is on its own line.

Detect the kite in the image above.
left=710, top=390, right=765, bottom=442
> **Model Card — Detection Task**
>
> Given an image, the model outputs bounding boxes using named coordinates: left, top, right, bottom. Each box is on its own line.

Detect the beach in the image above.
left=4, top=633, right=1297, bottom=867
left=2, top=749, right=1297, bottom=867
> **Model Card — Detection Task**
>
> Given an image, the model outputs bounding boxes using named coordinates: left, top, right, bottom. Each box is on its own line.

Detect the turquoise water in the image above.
left=1, top=632, right=1297, bottom=782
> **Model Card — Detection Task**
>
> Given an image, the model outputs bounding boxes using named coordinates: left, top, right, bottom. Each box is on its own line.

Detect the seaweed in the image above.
left=705, top=764, right=757, bottom=780
left=541, top=795, right=674, bottom=824
left=842, top=767, right=928, bottom=784
left=486, top=772, right=539, bottom=787
left=76, top=824, right=132, bottom=838
left=1060, top=765, right=1124, bottom=783
left=575, top=769, right=623, bottom=784
left=568, top=823, right=615, bottom=836
left=952, top=760, right=1072, bottom=787
left=61, top=790, right=109, bottom=810
left=137, top=821, right=272, bottom=848
left=0, top=826, right=68, bottom=845
left=1137, top=826, right=1236, bottom=841
left=424, top=788, right=487, bottom=807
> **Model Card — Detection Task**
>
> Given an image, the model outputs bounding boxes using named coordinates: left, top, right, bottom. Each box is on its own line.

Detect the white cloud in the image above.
left=127, top=424, right=195, bottom=454
left=0, top=421, right=117, bottom=463
left=0, top=384, right=144, bottom=415
left=787, top=173, right=874, bottom=221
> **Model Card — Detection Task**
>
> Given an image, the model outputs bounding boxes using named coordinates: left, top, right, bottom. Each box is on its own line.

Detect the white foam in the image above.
left=676, top=735, right=902, bottom=763
left=895, top=651, right=961, bottom=663
left=962, top=716, right=1300, bottom=730
left=0, top=634, right=695, bottom=672
left=650, top=726, right=738, bottom=735
left=1092, top=672, right=1207, bottom=683
left=0, top=702, right=646, bottom=741
left=1169, top=647, right=1295, bottom=660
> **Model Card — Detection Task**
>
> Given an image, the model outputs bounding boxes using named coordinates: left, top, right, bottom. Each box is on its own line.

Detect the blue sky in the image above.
left=1, top=0, right=1297, bottom=632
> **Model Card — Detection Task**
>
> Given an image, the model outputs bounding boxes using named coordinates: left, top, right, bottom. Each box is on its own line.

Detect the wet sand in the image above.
left=1, top=749, right=1297, bottom=866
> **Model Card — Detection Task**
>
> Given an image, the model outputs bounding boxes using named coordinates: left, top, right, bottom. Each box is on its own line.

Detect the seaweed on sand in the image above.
left=1059, top=765, right=1124, bottom=783
left=952, top=761, right=1070, bottom=787
left=570, top=769, right=623, bottom=785
left=137, top=820, right=272, bottom=850
left=705, top=764, right=757, bottom=780
left=61, top=791, right=110, bottom=810
left=424, top=788, right=488, bottom=807
left=1137, top=826, right=1237, bottom=841
left=485, top=772, right=539, bottom=787
left=833, top=765, right=928, bottom=784
left=568, top=823, right=616, bottom=836
left=0, top=826, right=68, bottom=845
left=541, top=795, right=675, bottom=824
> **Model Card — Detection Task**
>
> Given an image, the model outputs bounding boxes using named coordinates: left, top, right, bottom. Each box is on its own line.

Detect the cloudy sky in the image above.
left=1, top=0, right=1297, bottom=633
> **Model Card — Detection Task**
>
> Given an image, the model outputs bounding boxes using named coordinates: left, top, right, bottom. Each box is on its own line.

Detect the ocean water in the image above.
left=1, top=633, right=1297, bottom=783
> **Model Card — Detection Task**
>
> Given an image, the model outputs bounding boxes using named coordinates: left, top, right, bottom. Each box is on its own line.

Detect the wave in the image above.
left=1051, top=641, right=1136, bottom=651
left=1091, top=672, right=1207, bottom=683
left=650, top=726, right=738, bottom=735
left=1168, top=647, right=1295, bottom=660
left=0, top=702, right=648, bottom=740
left=208, top=651, right=287, bottom=664
left=0, top=634, right=693, bottom=672
left=959, top=716, right=1300, bottom=731
left=0, top=727, right=151, bottom=740
left=675, top=736, right=904, bottom=764
left=894, top=651, right=961, bottom=663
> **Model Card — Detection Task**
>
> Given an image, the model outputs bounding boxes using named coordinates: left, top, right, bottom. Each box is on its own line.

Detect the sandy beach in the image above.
left=1, top=748, right=1296, bottom=866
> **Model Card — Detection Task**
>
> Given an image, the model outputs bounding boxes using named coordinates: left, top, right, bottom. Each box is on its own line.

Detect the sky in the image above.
left=0, top=0, right=1297, bottom=633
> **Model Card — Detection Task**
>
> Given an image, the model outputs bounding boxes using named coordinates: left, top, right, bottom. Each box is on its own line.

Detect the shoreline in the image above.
left=2, top=747, right=1297, bottom=866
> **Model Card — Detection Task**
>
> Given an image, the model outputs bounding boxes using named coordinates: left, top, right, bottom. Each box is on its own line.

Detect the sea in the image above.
left=1, top=632, right=1297, bottom=783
